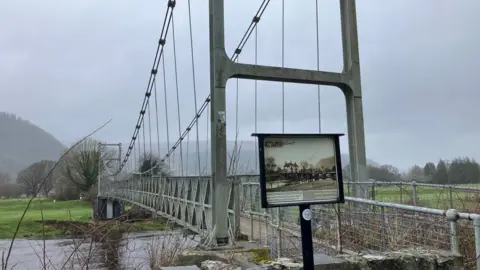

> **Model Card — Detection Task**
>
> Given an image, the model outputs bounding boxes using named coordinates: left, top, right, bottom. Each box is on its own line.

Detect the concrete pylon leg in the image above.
left=340, top=0, right=368, bottom=199
left=208, top=0, right=367, bottom=245
left=209, top=0, right=229, bottom=245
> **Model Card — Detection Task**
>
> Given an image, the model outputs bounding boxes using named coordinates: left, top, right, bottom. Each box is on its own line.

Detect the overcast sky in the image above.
left=1, top=0, right=479, bottom=171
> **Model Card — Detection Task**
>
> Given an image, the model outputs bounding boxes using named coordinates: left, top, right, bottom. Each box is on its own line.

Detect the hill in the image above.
left=0, top=112, right=65, bottom=177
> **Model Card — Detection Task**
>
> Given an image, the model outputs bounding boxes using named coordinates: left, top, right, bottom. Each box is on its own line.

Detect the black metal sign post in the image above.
left=252, top=133, right=345, bottom=270
left=299, top=204, right=314, bottom=270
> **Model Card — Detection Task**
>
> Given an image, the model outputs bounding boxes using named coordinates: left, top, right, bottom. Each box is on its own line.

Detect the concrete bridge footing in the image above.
left=94, top=198, right=123, bottom=220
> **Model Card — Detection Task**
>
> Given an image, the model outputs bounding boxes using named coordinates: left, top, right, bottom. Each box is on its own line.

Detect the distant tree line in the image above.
left=343, top=156, right=480, bottom=185
left=0, top=138, right=168, bottom=201
left=415, top=157, right=480, bottom=185
left=265, top=156, right=337, bottom=183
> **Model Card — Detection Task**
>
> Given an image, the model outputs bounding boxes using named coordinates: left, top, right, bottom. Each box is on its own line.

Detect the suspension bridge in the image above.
left=96, top=0, right=477, bottom=267
left=98, top=0, right=366, bottom=245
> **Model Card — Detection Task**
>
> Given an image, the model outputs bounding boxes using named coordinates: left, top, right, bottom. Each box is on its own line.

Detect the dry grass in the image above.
left=146, top=232, right=197, bottom=269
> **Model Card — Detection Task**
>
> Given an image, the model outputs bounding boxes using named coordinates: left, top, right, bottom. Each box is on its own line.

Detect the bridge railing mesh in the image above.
left=239, top=178, right=479, bottom=269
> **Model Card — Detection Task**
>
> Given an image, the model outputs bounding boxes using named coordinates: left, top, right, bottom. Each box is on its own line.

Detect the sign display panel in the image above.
left=253, top=133, right=344, bottom=207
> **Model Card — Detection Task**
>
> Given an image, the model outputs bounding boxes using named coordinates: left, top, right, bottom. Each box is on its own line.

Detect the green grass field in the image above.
left=0, top=198, right=169, bottom=239
left=344, top=183, right=480, bottom=211
left=0, top=198, right=92, bottom=239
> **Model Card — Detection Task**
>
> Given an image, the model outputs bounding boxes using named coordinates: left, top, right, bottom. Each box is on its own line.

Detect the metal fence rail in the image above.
left=345, top=181, right=480, bottom=212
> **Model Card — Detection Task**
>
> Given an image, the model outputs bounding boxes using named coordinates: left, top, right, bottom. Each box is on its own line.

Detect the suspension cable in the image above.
left=159, top=0, right=271, bottom=164
left=171, top=13, right=184, bottom=177
left=153, top=78, right=161, bottom=164
left=205, top=104, right=209, bottom=175
left=254, top=26, right=259, bottom=173
left=160, top=56, right=171, bottom=172
left=133, top=141, right=137, bottom=171
left=148, top=98, right=153, bottom=175
left=231, top=56, right=240, bottom=175
left=137, top=130, right=141, bottom=174
left=316, top=0, right=322, bottom=133
left=187, top=0, right=202, bottom=177
left=142, top=112, right=146, bottom=160
left=120, top=0, right=175, bottom=171
left=186, top=132, right=190, bottom=175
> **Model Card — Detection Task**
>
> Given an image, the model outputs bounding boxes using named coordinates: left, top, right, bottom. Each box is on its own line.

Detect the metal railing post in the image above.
left=380, top=206, right=387, bottom=250
left=276, top=208, right=282, bottom=258
left=371, top=181, right=376, bottom=211
left=412, top=181, right=417, bottom=206
left=264, top=208, right=268, bottom=247
left=249, top=184, right=255, bottom=242
left=449, top=186, right=454, bottom=209
left=233, top=178, right=241, bottom=239
left=336, top=204, right=343, bottom=253
left=371, top=181, right=376, bottom=200
left=474, top=216, right=480, bottom=270
left=446, top=209, right=460, bottom=255
left=399, top=182, right=403, bottom=204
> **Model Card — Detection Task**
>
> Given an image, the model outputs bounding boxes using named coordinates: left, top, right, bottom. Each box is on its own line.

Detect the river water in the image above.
left=0, top=230, right=200, bottom=270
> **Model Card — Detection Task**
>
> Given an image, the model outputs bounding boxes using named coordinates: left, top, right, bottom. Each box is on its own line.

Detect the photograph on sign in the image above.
left=261, top=135, right=341, bottom=205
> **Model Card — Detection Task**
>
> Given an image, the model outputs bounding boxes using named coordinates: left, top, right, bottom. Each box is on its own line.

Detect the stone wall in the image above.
left=161, top=247, right=464, bottom=270
left=312, top=249, right=464, bottom=270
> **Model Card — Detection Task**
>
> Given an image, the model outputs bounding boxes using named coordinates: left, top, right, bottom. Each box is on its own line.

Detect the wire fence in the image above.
left=239, top=180, right=480, bottom=270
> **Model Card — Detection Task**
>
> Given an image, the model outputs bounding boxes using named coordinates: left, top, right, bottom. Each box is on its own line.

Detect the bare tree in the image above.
left=41, top=160, right=57, bottom=196
left=300, top=160, right=309, bottom=171
left=60, top=138, right=116, bottom=194
left=0, top=172, right=12, bottom=184
left=16, top=160, right=55, bottom=196
left=367, top=164, right=401, bottom=182
left=405, top=164, right=425, bottom=181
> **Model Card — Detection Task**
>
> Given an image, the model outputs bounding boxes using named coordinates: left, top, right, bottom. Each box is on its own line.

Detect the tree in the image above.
left=138, top=152, right=169, bottom=177
left=60, top=139, right=116, bottom=194
left=300, top=161, right=309, bottom=171
left=423, top=162, right=436, bottom=177
left=0, top=183, right=23, bottom=198
left=463, top=157, right=480, bottom=184
left=16, top=160, right=55, bottom=196
left=264, top=157, right=277, bottom=172
left=54, top=176, right=81, bottom=201
left=447, top=157, right=480, bottom=184
left=405, top=165, right=427, bottom=182
left=368, top=164, right=401, bottom=182
left=41, top=160, right=57, bottom=196
left=433, top=160, right=449, bottom=184
left=0, top=172, right=11, bottom=184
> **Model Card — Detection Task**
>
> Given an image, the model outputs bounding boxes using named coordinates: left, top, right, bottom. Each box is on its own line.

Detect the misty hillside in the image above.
left=129, top=140, right=380, bottom=175
left=0, top=112, right=65, bottom=176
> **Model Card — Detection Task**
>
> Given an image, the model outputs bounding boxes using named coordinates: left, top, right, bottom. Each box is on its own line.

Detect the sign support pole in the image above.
left=299, top=204, right=314, bottom=270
